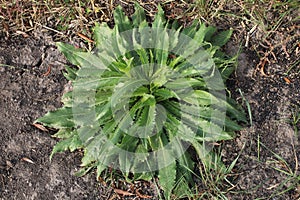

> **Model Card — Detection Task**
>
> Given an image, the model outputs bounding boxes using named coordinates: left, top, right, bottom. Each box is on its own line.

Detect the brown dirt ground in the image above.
left=0, top=0, right=299, bottom=199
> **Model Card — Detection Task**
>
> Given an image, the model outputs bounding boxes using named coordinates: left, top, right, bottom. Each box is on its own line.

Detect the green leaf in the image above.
left=152, top=5, right=169, bottom=67
left=134, top=143, right=150, bottom=164
left=203, top=25, right=217, bottom=41
left=173, top=20, right=198, bottom=56
left=119, top=142, right=135, bottom=172
left=161, top=101, right=181, bottom=119
left=57, top=42, right=82, bottom=66
left=136, top=104, right=156, bottom=136
left=158, top=161, right=177, bottom=200
left=165, top=78, right=206, bottom=90
left=173, top=176, right=192, bottom=199
left=196, top=120, right=234, bottom=141
left=136, top=48, right=149, bottom=65
left=118, top=134, right=138, bottom=152
left=152, top=4, right=166, bottom=28
left=137, top=22, right=151, bottom=49
left=109, top=82, right=149, bottom=130
left=153, top=88, right=179, bottom=101
left=77, top=125, right=101, bottom=145
left=112, top=27, right=130, bottom=59
left=50, top=133, right=82, bottom=160
left=134, top=172, right=153, bottom=181
left=93, top=23, right=113, bottom=49
left=58, top=42, right=107, bottom=71
left=176, top=111, right=233, bottom=142
left=225, top=117, right=242, bottom=131
left=169, top=26, right=181, bottom=50
left=176, top=121, right=196, bottom=142
left=61, top=91, right=73, bottom=107
left=211, top=28, right=233, bottom=47
left=132, top=2, right=146, bottom=28
left=190, top=140, right=210, bottom=163
left=63, top=66, right=77, bottom=81
left=226, top=98, right=247, bottom=122
left=82, top=133, right=118, bottom=167
left=168, top=55, right=184, bottom=69
left=35, top=107, right=74, bottom=128
left=182, top=20, right=198, bottom=38
left=111, top=79, right=149, bottom=108
left=114, top=5, right=132, bottom=32
left=193, top=23, right=208, bottom=44
left=74, top=52, right=106, bottom=70
left=184, top=90, right=216, bottom=106
left=177, top=152, right=194, bottom=184
left=154, top=29, right=169, bottom=66
left=96, top=162, right=106, bottom=178
left=52, top=128, right=73, bottom=139
left=75, top=166, right=94, bottom=177
left=180, top=103, right=242, bottom=131
left=69, top=134, right=83, bottom=151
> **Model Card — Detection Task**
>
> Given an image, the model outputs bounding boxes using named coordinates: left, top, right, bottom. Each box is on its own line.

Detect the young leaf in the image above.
left=151, top=5, right=169, bottom=67
left=152, top=4, right=166, bottom=29
left=158, top=161, right=176, bottom=200
left=114, top=5, right=132, bottom=32
left=132, top=2, right=146, bottom=27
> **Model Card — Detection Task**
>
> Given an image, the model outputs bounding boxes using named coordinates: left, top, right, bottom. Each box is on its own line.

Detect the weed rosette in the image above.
left=36, top=4, right=245, bottom=198
left=72, top=26, right=228, bottom=173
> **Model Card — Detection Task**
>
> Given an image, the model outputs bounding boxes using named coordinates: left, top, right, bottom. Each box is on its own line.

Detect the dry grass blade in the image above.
left=114, top=188, right=134, bottom=196
left=32, top=123, right=48, bottom=132
left=136, top=189, right=152, bottom=198
left=21, top=157, right=35, bottom=164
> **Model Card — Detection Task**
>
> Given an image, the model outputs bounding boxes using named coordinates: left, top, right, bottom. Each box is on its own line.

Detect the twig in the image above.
left=36, top=22, right=64, bottom=35
left=245, top=24, right=257, bottom=48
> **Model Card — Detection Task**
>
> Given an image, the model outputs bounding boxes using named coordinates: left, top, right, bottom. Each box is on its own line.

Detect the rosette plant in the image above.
left=36, top=3, right=246, bottom=199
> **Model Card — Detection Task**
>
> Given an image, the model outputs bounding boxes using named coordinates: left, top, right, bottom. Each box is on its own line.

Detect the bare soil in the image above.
left=0, top=1, right=299, bottom=200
